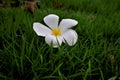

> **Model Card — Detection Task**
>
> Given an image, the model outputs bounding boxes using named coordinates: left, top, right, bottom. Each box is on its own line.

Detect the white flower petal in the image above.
left=44, top=14, right=59, bottom=29
left=33, top=22, right=51, bottom=37
left=45, top=35, right=63, bottom=48
left=63, top=29, right=78, bottom=46
left=59, top=19, right=78, bottom=32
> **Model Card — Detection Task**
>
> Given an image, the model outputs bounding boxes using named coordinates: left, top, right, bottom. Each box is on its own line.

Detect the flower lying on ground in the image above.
left=33, top=14, right=78, bottom=48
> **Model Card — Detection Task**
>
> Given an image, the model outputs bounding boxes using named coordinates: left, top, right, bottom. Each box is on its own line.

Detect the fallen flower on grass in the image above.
left=33, top=14, right=78, bottom=48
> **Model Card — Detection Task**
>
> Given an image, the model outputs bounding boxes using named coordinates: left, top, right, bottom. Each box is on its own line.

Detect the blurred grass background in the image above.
left=0, top=0, right=120, bottom=80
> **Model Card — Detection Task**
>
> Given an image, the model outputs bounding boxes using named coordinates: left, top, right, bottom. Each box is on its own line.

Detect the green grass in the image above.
left=0, top=0, right=120, bottom=80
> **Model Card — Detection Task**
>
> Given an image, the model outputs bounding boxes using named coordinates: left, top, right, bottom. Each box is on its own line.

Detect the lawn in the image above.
left=0, top=0, right=120, bottom=80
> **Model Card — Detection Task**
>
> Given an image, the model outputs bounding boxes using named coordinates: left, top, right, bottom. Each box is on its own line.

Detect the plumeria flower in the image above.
left=33, top=14, right=78, bottom=48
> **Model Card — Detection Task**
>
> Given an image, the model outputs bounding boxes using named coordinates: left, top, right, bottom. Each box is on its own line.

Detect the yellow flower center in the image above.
left=52, top=28, right=61, bottom=36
